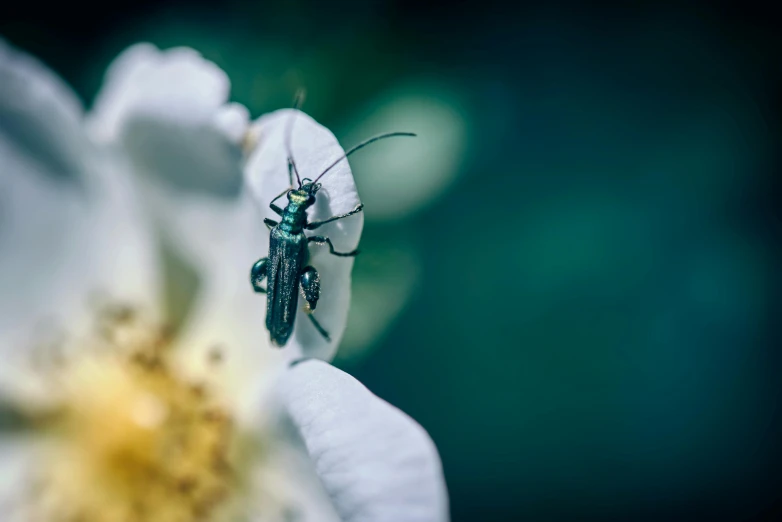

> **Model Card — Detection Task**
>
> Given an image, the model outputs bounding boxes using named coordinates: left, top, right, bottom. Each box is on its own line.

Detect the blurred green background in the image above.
left=2, top=1, right=781, bottom=520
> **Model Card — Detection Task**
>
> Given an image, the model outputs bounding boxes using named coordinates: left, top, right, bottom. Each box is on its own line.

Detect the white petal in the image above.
left=87, top=43, right=248, bottom=196
left=245, top=109, right=364, bottom=361
left=279, top=360, right=450, bottom=522
left=164, top=191, right=286, bottom=424
left=0, top=439, right=36, bottom=517
left=84, top=43, right=268, bottom=401
left=250, top=438, right=341, bottom=522
left=0, top=38, right=86, bottom=180
left=0, top=42, right=161, bottom=379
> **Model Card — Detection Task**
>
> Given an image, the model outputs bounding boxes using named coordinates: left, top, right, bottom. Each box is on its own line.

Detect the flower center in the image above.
left=24, top=305, right=247, bottom=522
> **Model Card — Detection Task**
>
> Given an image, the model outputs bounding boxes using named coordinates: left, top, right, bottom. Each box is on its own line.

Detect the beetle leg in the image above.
left=299, top=266, right=321, bottom=311
left=250, top=257, right=269, bottom=293
left=264, top=218, right=278, bottom=230
left=306, top=313, right=331, bottom=342
left=269, top=187, right=291, bottom=216
left=299, top=266, right=330, bottom=340
left=305, top=204, right=364, bottom=230
left=307, top=235, right=360, bottom=257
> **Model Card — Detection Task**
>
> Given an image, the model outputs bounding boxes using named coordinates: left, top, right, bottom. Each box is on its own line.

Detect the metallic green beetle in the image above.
left=250, top=112, right=414, bottom=347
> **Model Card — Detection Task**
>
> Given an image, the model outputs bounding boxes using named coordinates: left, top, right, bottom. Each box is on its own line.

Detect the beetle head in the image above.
left=288, top=180, right=320, bottom=207
left=299, top=178, right=322, bottom=195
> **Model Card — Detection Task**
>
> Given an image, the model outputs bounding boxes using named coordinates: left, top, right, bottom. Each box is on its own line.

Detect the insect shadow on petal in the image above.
left=250, top=93, right=416, bottom=347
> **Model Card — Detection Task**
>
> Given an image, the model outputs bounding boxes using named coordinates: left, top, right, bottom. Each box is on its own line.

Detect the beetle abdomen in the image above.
left=266, top=228, right=308, bottom=346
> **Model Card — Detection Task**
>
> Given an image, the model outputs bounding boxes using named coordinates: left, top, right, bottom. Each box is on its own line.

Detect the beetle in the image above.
left=250, top=110, right=414, bottom=347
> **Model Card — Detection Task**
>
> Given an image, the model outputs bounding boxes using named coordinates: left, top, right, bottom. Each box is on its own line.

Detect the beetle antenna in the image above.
left=285, top=90, right=305, bottom=188
left=312, top=132, right=417, bottom=184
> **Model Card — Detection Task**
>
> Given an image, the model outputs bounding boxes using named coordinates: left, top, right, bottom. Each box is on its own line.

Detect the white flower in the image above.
left=0, top=39, right=449, bottom=522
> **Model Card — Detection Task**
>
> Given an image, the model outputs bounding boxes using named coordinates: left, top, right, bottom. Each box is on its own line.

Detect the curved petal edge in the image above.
left=87, top=43, right=247, bottom=196
left=279, top=360, right=450, bottom=522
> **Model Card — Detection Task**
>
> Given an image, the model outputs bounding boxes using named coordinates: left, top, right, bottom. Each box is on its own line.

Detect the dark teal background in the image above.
left=2, top=2, right=780, bottom=520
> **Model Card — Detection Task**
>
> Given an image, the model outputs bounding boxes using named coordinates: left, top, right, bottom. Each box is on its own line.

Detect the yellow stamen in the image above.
left=21, top=304, right=250, bottom=522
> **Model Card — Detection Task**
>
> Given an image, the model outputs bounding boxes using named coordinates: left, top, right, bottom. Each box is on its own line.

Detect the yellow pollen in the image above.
left=24, top=305, right=248, bottom=522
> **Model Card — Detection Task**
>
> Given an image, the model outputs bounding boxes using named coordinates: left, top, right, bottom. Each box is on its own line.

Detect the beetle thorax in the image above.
left=280, top=189, right=314, bottom=232
left=287, top=189, right=314, bottom=206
